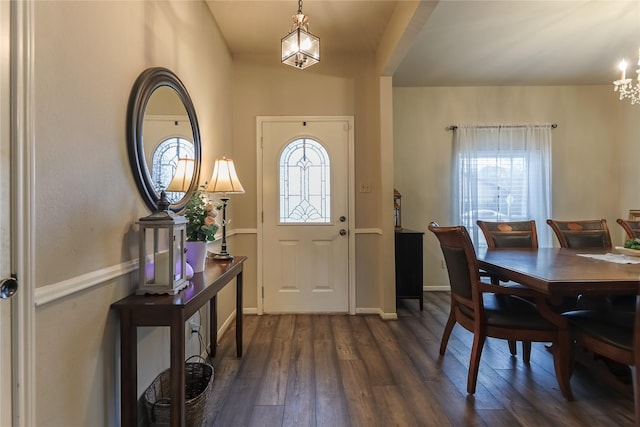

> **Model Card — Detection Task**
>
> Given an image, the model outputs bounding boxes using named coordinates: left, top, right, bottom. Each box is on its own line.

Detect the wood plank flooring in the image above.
left=203, top=292, right=635, bottom=426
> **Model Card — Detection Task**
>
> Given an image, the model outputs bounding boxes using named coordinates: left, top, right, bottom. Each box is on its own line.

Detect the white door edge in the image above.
left=10, top=1, right=36, bottom=425
left=256, top=116, right=356, bottom=315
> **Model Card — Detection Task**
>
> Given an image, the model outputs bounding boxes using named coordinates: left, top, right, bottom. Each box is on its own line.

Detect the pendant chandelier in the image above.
left=281, top=0, right=320, bottom=70
left=613, top=4, right=640, bottom=104
left=613, top=52, right=640, bottom=104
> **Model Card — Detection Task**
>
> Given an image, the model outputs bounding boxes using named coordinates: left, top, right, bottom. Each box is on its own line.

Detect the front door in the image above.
left=259, top=117, right=353, bottom=313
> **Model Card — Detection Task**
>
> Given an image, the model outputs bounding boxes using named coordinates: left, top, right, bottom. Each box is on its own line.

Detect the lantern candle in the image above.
left=154, top=251, right=171, bottom=286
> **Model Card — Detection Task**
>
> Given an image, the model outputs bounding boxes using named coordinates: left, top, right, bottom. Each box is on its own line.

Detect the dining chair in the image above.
left=477, top=219, right=540, bottom=357
left=563, top=297, right=640, bottom=423
left=477, top=219, right=539, bottom=249
left=428, top=222, right=571, bottom=396
left=546, top=219, right=612, bottom=249
left=617, top=218, right=640, bottom=240
left=546, top=218, right=614, bottom=311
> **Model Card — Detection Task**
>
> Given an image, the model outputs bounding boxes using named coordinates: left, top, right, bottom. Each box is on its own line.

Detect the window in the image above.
left=151, top=137, right=194, bottom=204
left=279, top=138, right=331, bottom=223
left=452, top=124, right=552, bottom=248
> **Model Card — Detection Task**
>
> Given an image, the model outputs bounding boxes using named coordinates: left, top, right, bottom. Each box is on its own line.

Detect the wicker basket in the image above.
left=143, top=355, right=214, bottom=427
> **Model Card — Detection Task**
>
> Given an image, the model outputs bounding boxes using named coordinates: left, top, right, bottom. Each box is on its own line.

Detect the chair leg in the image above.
left=522, top=341, right=532, bottom=363
left=439, top=312, right=456, bottom=355
left=467, top=333, right=486, bottom=394
left=632, top=366, right=639, bottom=426
left=508, top=340, right=517, bottom=356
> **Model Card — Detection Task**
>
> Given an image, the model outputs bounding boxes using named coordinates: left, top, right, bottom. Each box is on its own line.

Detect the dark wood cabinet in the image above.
left=395, top=229, right=424, bottom=310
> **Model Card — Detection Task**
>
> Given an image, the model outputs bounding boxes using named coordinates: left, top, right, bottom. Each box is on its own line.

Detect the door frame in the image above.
left=256, top=116, right=355, bottom=315
left=6, top=1, right=35, bottom=425
left=0, top=1, right=10, bottom=423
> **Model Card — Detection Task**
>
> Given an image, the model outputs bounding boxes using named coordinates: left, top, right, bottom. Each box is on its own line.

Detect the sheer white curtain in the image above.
left=451, top=124, right=552, bottom=248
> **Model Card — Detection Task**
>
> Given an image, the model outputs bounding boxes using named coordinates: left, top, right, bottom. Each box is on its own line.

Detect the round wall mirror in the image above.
left=127, top=67, right=201, bottom=212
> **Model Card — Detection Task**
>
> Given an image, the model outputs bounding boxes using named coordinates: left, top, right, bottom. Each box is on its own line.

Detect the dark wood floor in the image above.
left=204, top=292, right=635, bottom=426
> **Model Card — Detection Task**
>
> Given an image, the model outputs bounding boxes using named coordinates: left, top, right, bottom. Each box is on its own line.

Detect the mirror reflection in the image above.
left=144, top=87, right=195, bottom=204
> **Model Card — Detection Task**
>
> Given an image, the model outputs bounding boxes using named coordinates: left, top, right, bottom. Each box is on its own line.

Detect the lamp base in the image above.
left=212, top=252, right=234, bottom=261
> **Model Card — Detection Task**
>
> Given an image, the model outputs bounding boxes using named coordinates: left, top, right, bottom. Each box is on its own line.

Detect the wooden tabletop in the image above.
left=477, top=248, right=640, bottom=296
left=112, top=256, right=246, bottom=315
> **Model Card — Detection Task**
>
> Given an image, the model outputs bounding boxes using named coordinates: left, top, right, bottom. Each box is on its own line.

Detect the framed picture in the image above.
left=629, top=210, right=640, bottom=220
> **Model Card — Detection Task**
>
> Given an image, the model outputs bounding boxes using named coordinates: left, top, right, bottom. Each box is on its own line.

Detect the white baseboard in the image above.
left=216, top=309, right=236, bottom=343
left=356, top=307, right=398, bottom=320
left=424, top=286, right=450, bottom=291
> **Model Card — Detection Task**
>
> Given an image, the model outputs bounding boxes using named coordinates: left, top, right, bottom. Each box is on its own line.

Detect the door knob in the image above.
left=339, top=229, right=347, bottom=236
left=0, top=275, right=18, bottom=299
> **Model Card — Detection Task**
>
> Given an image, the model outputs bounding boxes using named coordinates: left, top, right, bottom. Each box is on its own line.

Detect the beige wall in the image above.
left=32, top=1, right=233, bottom=425
left=394, top=85, right=631, bottom=288
left=618, top=101, right=640, bottom=242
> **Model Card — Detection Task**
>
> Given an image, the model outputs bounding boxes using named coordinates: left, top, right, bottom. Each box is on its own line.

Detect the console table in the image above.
left=111, top=256, right=246, bottom=427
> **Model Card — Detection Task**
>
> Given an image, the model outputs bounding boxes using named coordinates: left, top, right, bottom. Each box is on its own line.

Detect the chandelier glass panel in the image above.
left=281, top=0, right=320, bottom=70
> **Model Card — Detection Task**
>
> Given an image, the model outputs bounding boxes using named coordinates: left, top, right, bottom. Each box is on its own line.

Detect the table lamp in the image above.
left=205, top=157, right=245, bottom=260
left=166, top=158, right=195, bottom=192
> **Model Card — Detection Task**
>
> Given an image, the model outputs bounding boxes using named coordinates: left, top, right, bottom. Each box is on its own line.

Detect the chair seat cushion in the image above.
left=576, top=294, right=636, bottom=312
left=460, top=294, right=555, bottom=330
left=563, top=309, right=633, bottom=350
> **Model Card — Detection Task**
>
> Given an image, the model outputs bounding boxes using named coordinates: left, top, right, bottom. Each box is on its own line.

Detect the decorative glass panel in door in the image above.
left=279, top=138, right=330, bottom=223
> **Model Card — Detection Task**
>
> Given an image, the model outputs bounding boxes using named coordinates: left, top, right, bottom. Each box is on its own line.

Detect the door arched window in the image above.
left=151, top=137, right=194, bottom=203
left=279, top=138, right=330, bottom=223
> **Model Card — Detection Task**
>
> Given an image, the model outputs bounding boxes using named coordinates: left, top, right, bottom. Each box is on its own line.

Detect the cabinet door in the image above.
left=395, top=230, right=424, bottom=310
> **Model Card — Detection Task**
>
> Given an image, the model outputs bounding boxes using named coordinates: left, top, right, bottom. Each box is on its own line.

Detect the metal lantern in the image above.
left=136, top=192, right=189, bottom=295
left=281, top=0, right=320, bottom=70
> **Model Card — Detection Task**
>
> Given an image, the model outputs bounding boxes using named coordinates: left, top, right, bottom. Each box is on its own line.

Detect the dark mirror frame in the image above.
left=127, top=67, right=201, bottom=213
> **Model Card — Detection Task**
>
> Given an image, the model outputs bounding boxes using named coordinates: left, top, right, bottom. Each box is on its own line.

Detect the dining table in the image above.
left=476, top=246, right=640, bottom=400
left=477, top=247, right=640, bottom=297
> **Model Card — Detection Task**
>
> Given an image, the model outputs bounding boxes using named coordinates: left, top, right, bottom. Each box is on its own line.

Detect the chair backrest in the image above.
left=476, top=220, right=538, bottom=249
left=546, top=219, right=612, bottom=249
left=428, top=222, right=480, bottom=304
left=617, top=218, right=640, bottom=240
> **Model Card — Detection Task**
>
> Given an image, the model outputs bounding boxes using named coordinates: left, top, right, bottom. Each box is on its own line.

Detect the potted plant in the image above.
left=183, top=186, right=219, bottom=272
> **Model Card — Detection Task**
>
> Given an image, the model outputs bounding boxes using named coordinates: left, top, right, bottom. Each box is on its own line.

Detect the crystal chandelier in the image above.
left=613, top=3, right=640, bottom=105
left=281, top=0, right=320, bottom=70
left=613, top=52, right=640, bottom=104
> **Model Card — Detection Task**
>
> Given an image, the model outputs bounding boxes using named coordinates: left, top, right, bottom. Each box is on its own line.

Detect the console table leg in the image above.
left=120, top=309, right=137, bottom=426
left=236, top=271, right=243, bottom=357
left=170, top=313, right=186, bottom=426
left=210, top=295, right=217, bottom=357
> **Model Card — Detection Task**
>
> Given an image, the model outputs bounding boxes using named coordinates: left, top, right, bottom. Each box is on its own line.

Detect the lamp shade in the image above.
left=166, top=158, right=195, bottom=192
left=205, top=157, right=245, bottom=194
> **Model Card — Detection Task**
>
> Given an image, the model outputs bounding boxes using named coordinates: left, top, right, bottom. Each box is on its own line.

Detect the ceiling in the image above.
left=206, top=0, right=639, bottom=87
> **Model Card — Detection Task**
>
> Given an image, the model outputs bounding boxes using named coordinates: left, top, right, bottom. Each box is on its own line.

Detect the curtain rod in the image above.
left=447, top=124, right=557, bottom=131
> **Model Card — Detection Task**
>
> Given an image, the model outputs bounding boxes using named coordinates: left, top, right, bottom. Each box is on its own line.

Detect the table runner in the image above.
left=577, top=253, right=640, bottom=264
